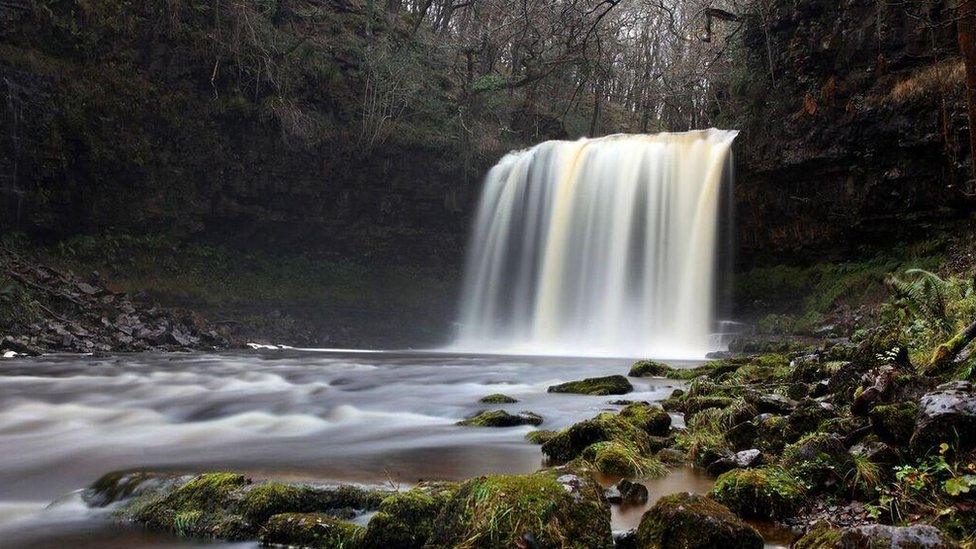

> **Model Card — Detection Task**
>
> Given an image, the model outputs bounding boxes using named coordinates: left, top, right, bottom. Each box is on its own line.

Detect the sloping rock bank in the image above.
left=1, top=249, right=228, bottom=355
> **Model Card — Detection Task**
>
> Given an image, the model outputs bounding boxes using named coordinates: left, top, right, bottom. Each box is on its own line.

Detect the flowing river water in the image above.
left=0, top=349, right=790, bottom=547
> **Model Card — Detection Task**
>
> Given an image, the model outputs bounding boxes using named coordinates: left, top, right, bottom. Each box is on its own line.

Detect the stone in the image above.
left=635, top=492, right=763, bottom=549
left=457, top=410, right=543, bottom=427
left=794, top=522, right=960, bottom=548
left=710, top=467, right=808, bottom=519
left=910, top=381, right=976, bottom=456
left=548, top=375, right=634, bottom=396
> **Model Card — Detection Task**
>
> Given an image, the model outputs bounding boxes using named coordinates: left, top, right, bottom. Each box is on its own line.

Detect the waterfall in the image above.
left=453, top=129, right=737, bottom=359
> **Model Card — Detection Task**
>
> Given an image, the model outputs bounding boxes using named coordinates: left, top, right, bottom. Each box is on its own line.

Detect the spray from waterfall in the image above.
left=452, top=129, right=738, bottom=359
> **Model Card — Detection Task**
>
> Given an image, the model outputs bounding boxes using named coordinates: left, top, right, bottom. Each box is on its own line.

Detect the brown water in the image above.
left=0, top=349, right=790, bottom=547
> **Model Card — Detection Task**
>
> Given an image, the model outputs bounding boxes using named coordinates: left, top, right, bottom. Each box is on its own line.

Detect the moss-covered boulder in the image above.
left=259, top=513, right=363, bottom=548
left=869, top=401, right=919, bottom=445
left=525, top=429, right=559, bottom=445
left=781, top=433, right=854, bottom=491
left=541, top=411, right=650, bottom=463
left=656, top=448, right=687, bottom=465
left=479, top=393, right=518, bottom=404
left=754, top=414, right=789, bottom=455
left=428, top=468, right=613, bottom=548
left=457, top=409, right=543, bottom=427
left=683, top=396, right=736, bottom=419
left=134, top=472, right=252, bottom=538
left=793, top=522, right=959, bottom=549
left=710, top=467, right=808, bottom=519
left=635, top=492, right=762, bottom=549
left=361, top=485, right=455, bottom=548
left=548, top=375, right=633, bottom=395
left=581, top=441, right=667, bottom=478
left=629, top=360, right=670, bottom=377
left=784, top=399, right=837, bottom=441
left=619, top=403, right=672, bottom=436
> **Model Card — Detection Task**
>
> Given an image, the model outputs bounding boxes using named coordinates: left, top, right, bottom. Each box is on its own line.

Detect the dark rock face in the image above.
left=636, top=492, right=763, bottom=549
left=731, top=0, right=969, bottom=262
left=910, top=381, right=976, bottom=456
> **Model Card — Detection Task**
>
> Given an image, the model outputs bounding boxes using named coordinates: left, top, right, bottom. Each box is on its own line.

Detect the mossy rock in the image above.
left=548, top=375, right=634, bottom=396
left=259, top=513, right=363, bottom=548
left=428, top=468, right=613, bottom=548
left=781, top=433, right=853, bottom=491
left=655, top=448, right=687, bottom=465
left=869, top=402, right=918, bottom=445
left=361, top=486, right=455, bottom=548
left=619, top=403, right=672, bottom=436
left=794, top=522, right=960, bottom=549
left=234, top=482, right=382, bottom=526
left=525, top=429, right=559, bottom=445
left=683, top=396, right=735, bottom=420
left=479, top=393, right=518, bottom=404
left=84, top=471, right=185, bottom=508
left=710, top=467, right=808, bottom=519
left=635, top=492, right=763, bottom=549
left=784, top=399, right=837, bottom=441
left=629, top=360, right=670, bottom=377
left=541, top=411, right=651, bottom=463
left=581, top=441, right=667, bottom=478
left=755, top=414, right=789, bottom=455
left=134, top=472, right=250, bottom=537
left=457, top=409, right=543, bottom=427
left=792, top=521, right=842, bottom=549
left=548, top=375, right=633, bottom=395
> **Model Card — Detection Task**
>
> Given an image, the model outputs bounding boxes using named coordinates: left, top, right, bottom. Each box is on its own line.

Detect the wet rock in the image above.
left=655, top=448, right=687, bottom=465
left=794, top=522, right=960, bottom=548
left=750, top=393, right=797, bottom=415
left=636, top=492, right=763, bottom=549
left=784, top=399, right=837, bottom=441
left=479, top=393, right=518, bottom=404
left=457, top=410, right=543, bottom=427
left=726, top=420, right=759, bottom=451
left=910, top=381, right=976, bottom=456
left=548, top=375, right=633, bottom=396
left=613, top=528, right=638, bottom=549
left=629, top=359, right=671, bottom=377
left=260, top=513, right=363, bottom=548
left=707, top=449, right=764, bottom=475
left=541, top=409, right=653, bottom=463
left=710, top=466, right=808, bottom=519
left=618, top=403, right=671, bottom=436
left=604, top=479, right=648, bottom=505
left=581, top=441, right=667, bottom=478
left=429, top=467, right=613, bottom=548
left=0, top=335, right=41, bottom=356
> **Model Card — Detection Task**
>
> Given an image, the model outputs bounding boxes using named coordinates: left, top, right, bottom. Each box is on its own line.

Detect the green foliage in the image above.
left=580, top=441, right=668, bottom=478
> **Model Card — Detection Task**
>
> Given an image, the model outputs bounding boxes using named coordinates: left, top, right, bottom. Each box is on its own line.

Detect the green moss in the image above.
left=636, top=492, right=763, bottom=549
left=525, top=430, right=559, bottom=445
left=618, top=403, right=672, bottom=436
left=457, top=410, right=543, bottom=427
left=541, top=411, right=651, bottom=463
left=580, top=441, right=668, bottom=478
left=629, top=360, right=670, bottom=377
left=361, top=488, right=451, bottom=548
left=259, top=513, right=363, bottom=548
left=781, top=433, right=854, bottom=490
left=134, top=472, right=249, bottom=536
left=792, top=521, right=843, bottom=549
left=547, top=375, right=633, bottom=395
left=429, top=468, right=612, bottom=548
left=868, top=402, right=919, bottom=445
left=683, top=396, right=736, bottom=419
left=710, top=467, right=809, bottom=519
left=237, top=482, right=348, bottom=526
left=478, top=393, right=518, bottom=404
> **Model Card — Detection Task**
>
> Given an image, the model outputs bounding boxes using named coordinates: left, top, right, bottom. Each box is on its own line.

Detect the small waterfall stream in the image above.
left=454, top=130, right=738, bottom=358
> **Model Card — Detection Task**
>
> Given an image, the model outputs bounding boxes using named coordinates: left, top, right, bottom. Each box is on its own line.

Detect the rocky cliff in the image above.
left=731, top=0, right=973, bottom=263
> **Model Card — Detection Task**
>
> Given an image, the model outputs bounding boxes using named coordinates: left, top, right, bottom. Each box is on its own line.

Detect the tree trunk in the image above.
left=958, top=0, right=976, bottom=190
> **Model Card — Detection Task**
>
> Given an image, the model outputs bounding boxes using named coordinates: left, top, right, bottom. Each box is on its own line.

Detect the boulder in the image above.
left=613, top=528, right=638, bottom=549
left=548, top=375, right=634, bottom=395
left=581, top=441, right=667, bottom=478
left=629, top=360, right=670, bottom=377
left=706, top=449, right=763, bottom=476
left=525, top=429, right=558, bottom=445
left=619, top=403, right=671, bottom=436
left=750, top=393, right=797, bottom=415
left=541, top=411, right=652, bottom=463
left=910, top=381, right=976, bottom=456
left=428, top=467, right=613, bottom=548
left=710, top=467, right=808, bottom=519
left=794, top=522, right=959, bottom=548
left=457, top=410, right=543, bottom=427
left=479, top=393, right=518, bottom=403
left=869, top=402, right=919, bottom=445
left=361, top=485, right=455, bottom=548
left=604, top=479, right=649, bottom=505
left=635, top=492, right=763, bottom=549
left=781, top=433, right=853, bottom=491
left=784, top=399, right=837, bottom=441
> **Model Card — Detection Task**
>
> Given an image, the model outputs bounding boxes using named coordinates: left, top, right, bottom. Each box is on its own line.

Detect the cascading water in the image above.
left=453, top=129, right=738, bottom=359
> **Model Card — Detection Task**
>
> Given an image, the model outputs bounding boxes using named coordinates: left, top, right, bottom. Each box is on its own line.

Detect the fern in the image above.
left=886, top=269, right=957, bottom=331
